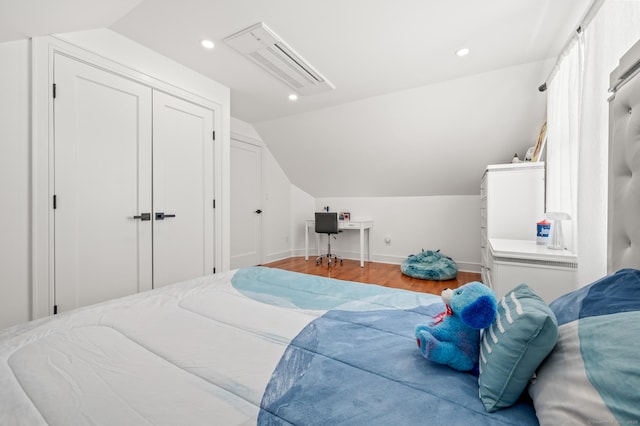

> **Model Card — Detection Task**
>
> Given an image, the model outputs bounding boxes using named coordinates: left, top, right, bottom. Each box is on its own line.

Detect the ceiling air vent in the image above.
left=224, top=22, right=335, bottom=95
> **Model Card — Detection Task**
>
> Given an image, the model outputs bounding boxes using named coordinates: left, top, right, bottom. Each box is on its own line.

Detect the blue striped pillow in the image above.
left=478, top=284, right=558, bottom=412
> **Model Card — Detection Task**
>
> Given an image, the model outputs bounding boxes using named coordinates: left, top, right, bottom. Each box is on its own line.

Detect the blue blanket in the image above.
left=232, top=267, right=538, bottom=425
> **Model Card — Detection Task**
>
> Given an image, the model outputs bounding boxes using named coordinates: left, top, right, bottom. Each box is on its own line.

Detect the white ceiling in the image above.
left=1, top=0, right=591, bottom=124
left=0, top=0, right=144, bottom=43
left=109, top=0, right=592, bottom=124
left=1, top=0, right=594, bottom=197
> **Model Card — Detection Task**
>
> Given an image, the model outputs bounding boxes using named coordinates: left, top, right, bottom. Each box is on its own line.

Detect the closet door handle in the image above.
left=133, top=213, right=151, bottom=221
left=155, top=212, right=176, bottom=220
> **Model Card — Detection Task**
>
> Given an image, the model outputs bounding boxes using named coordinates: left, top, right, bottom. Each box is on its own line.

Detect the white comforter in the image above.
left=0, top=270, right=323, bottom=425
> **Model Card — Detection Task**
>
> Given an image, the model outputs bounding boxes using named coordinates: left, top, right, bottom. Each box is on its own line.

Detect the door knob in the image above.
left=133, top=213, right=151, bottom=221
left=255, top=209, right=262, bottom=214
left=155, top=212, right=176, bottom=220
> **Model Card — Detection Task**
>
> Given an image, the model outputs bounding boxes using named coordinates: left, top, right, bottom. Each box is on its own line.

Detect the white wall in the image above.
left=291, top=185, right=316, bottom=257
left=56, top=29, right=230, bottom=107
left=231, top=117, right=293, bottom=263
left=0, top=36, right=482, bottom=331
left=255, top=59, right=552, bottom=199
left=310, top=196, right=481, bottom=271
left=577, top=2, right=640, bottom=285
left=0, top=39, right=31, bottom=329
left=255, top=62, right=548, bottom=273
left=262, top=148, right=293, bottom=262
left=232, top=119, right=481, bottom=272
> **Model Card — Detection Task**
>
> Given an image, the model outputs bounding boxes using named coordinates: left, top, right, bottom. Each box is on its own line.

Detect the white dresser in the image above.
left=480, top=162, right=545, bottom=286
left=488, top=238, right=578, bottom=303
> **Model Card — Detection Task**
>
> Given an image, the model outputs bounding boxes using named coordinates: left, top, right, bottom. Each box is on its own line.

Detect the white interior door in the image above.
left=152, top=91, right=214, bottom=287
left=53, top=54, right=153, bottom=312
left=230, top=139, right=262, bottom=269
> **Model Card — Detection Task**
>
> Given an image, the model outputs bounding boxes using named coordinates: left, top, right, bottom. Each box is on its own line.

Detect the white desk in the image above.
left=305, top=220, right=374, bottom=267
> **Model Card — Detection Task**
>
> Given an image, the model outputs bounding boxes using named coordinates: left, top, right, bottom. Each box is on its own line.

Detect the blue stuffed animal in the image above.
left=415, top=281, right=497, bottom=375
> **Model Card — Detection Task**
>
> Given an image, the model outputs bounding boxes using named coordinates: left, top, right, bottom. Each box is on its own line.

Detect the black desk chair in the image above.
left=315, top=212, right=343, bottom=266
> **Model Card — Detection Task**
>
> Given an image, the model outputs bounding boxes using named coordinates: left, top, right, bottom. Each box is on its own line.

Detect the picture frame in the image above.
left=532, top=120, right=547, bottom=162
left=339, top=212, right=350, bottom=222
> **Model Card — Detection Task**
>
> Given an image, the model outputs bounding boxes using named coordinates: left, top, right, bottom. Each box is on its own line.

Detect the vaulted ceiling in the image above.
left=2, top=0, right=593, bottom=196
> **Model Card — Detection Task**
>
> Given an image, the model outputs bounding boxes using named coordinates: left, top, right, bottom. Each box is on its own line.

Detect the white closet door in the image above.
left=230, top=139, right=262, bottom=268
left=152, top=91, right=215, bottom=287
left=54, top=54, right=153, bottom=312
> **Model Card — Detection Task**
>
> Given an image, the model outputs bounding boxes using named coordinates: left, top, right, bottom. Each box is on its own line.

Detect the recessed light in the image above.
left=201, top=39, right=215, bottom=49
left=288, top=93, right=298, bottom=101
left=456, top=48, right=470, bottom=57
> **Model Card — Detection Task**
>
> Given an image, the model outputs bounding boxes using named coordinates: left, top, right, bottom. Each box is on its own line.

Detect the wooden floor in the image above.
left=261, top=256, right=481, bottom=296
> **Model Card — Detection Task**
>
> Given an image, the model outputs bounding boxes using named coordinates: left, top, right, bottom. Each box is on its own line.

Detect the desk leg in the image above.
left=366, top=228, right=371, bottom=263
left=359, top=228, right=365, bottom=267
left=304, top=224, right=309, bottom=261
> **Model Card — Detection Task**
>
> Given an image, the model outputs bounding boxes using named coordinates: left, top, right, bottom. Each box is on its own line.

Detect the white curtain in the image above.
left=546, top=37, right=582, bottom=256
left=546, top=0, right=640, bottom=286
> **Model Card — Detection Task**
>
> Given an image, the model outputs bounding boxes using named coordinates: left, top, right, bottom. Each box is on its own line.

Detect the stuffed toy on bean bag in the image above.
left=401, top=249, right=458, bottom=280
left=415, top=282, right=497, bottom=375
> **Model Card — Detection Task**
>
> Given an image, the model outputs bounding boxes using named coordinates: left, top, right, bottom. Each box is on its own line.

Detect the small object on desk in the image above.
left=536, top=220, right=550, bottom=245
left=524, top=146, right=535, bottom=161
left=511, top=153, right=521, bottom=163
left=545, top=212, right=571, bottom=250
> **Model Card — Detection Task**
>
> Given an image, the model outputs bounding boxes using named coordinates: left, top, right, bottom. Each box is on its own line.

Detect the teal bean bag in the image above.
left=401, top=249, right=458, bottom=280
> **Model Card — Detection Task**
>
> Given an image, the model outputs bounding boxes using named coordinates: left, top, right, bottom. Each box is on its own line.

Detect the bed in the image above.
left=3, top=266, right=638, bottom=426
left=1, top=267, right=539, bottom=425
left=3, top=41, right=640, bottom=426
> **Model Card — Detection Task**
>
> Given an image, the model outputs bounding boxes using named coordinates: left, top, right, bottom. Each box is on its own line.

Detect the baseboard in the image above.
left=333, top=252, right=480, bottom=273
left=263, top=250, right=293, bottom=264
left=453, top=261, right=481, bottom=274
left=271, top=249, right=481, bottom=274
left=290, top=248, right=307, bottom=258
